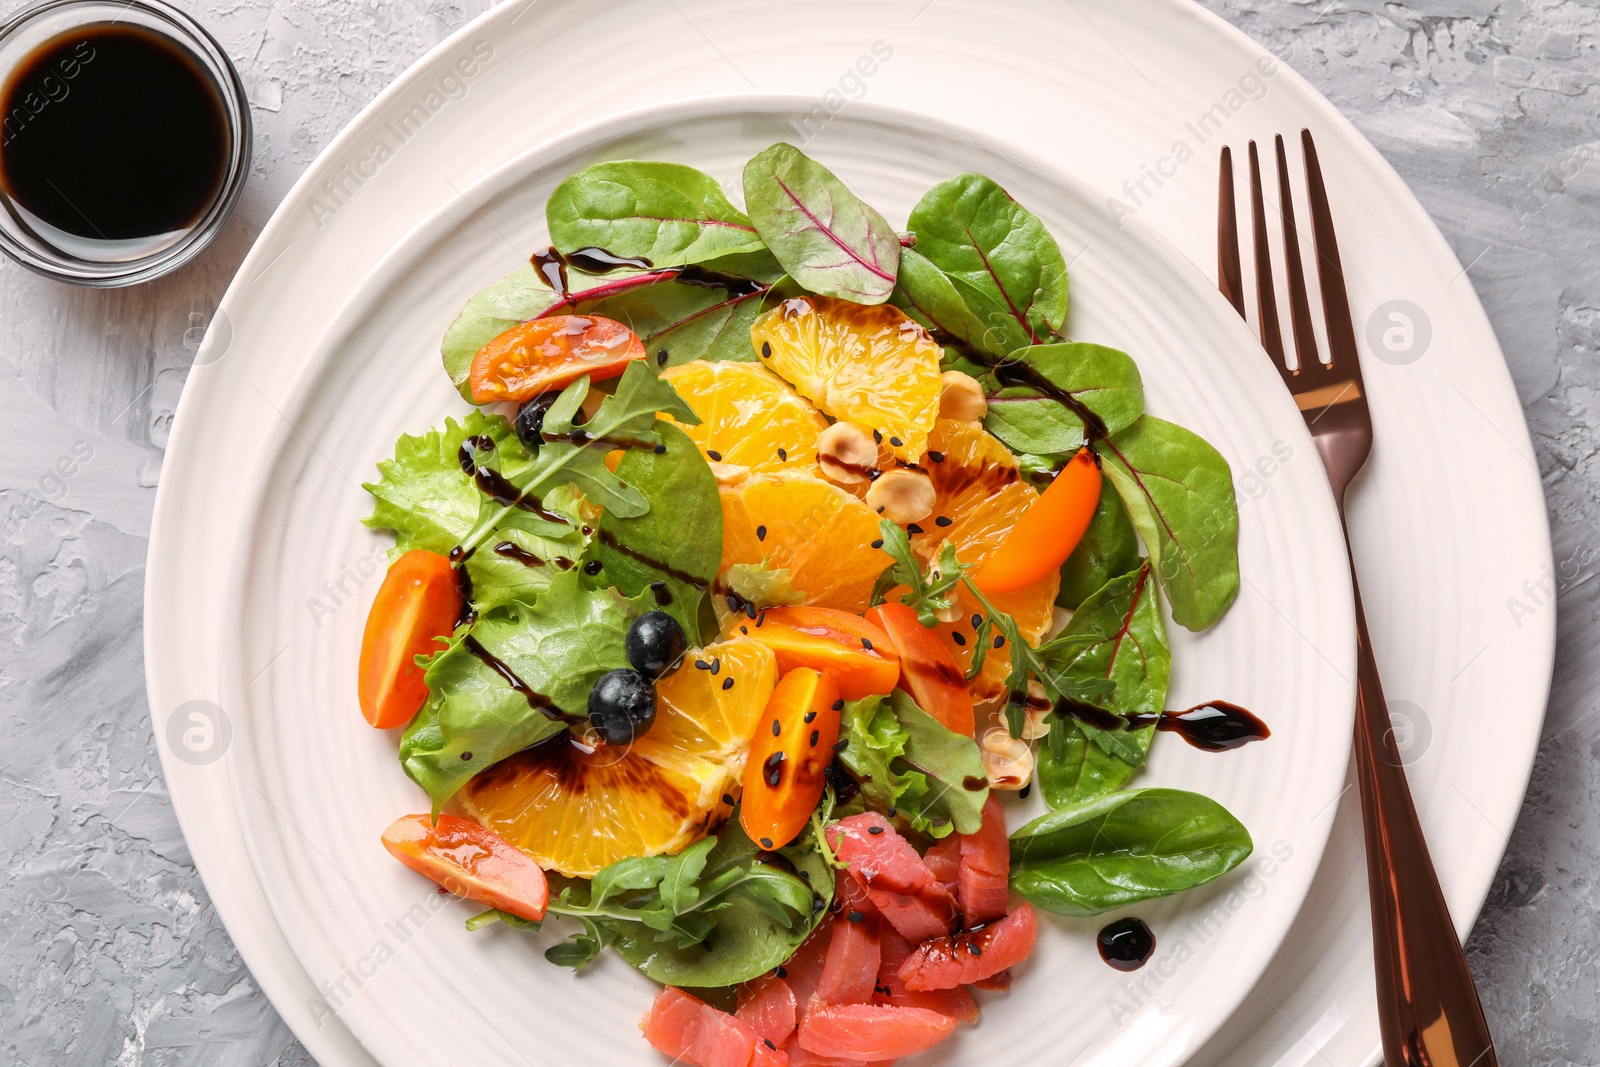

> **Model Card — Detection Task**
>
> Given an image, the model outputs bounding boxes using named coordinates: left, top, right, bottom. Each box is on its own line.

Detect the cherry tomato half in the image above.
left=381, top=813, right=549, bottom=921
left=740, top=668, right=842, bottom=851
left=742, top=606, right=899, bottom=700
left=468, top=314, right=646, bottom=404
left=864, top=602, right=975, bottom=736
left=357, top=549, right=460, bottom=728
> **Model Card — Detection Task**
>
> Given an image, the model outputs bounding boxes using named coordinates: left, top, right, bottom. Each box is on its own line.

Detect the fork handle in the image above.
left=1342, top=527, right=1500, bottom=1067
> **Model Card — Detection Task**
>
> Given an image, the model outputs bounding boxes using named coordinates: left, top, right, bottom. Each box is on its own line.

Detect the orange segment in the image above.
left=911, top=420, right=1059, bottom=700
left=751, top=296, right=941, bottom=462
left=661, top=360, right=828, bottom=474
left=459, top=636, right=776, bottom=877
left=720, top=473, right=891, bottom=614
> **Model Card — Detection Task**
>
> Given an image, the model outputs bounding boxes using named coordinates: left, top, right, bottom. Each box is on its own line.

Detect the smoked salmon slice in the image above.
left=875, top=926, right=980, bottom=1024
left=898, top=904, right=1038, bottom=991
left=825, top=813, right=958, bottom=942
left=818, top=875, right=881, bottom=1004
left=957, top=795, right=1010, bottom=926
left=738, top=975, right=799, bottom=1045
left=643, top=986, right=762, bottom=1067
left=797, top=1002, right=959, bottom=1063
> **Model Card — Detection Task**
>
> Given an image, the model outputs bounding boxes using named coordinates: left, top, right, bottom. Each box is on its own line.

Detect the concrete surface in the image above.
left=0, top=0, right=1592, bottom=1064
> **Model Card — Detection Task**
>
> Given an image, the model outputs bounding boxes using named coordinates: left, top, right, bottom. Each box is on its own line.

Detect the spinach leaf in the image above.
left=1009, top=788, right=1253, bottom=916
left=580, top=250, right=783, bottom=365
left=835, top=692, right=988, bottom=837
left=398, top=571, right=643, bottom=810
left=891, top=247, right=1005, bottom=354
left=1042, top=562, right=1169, bottom=768
left=587, top=421, right=722, bottom=646
left=1099, top=416, right=1240, bottom=632
left=544, top=818, right=831, bottom=985
left=546, top=161, right=764, bottom=266
left=980, top=342, right=1144, bottom=457
left=1036, top=720, right=1141, bottom=809
left=440, top=264, right=558, bottom=400
left=458, top=362, right=698, bottom=553
left=897, top=173, right=1068, bottom=355
left=742, top=143, right=899, bottom=304
left=1057, top=479, right=1140, bottom=609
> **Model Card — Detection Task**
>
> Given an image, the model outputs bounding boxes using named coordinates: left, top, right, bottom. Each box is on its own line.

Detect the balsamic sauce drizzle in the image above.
left=1056, top=699, right=1271, bottom=752
left=462, top=635, right=565, bottom=720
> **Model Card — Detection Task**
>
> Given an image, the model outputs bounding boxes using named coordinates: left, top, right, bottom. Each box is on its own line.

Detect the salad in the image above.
left=357, top=143, right=1264, bottom=1066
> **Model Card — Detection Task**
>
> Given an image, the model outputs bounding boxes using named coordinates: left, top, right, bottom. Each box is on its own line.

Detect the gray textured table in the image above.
left=0, top=1, right=1591, bottom=1064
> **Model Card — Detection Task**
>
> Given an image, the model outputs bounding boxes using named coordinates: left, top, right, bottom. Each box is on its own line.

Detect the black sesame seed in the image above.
left=1019, top=782, right=1031, bottom=800
left=657, top=349, right=669, bottom=366
left=740, top=625, right=749, bottom=635
left=761, top=341, right=772, bottom=358
left=833, top=738, right=849, bottom=753
left=765, top=1040, right=777, bottom=1051
left=847, top=911, right=865, bottom=923
left=461, top=751, right=473, bottom=761
left=804, top=711, right=817, bottom=723
left=772, top=719, right=782, bottom=736
left=711, top=657, right=721, bottom=674
left=861, top=637, right=873, bottom=651
left=810, top=729, right=820, bottom=746
left=968, top=942, right=983, bottom=956
left=756, top=525, right=767, bottom=542
left=756, top=612, right=766, bottom=627
left=650, top=580, right=666, bottom=591
left=876, top=506, right=885, bottom=514
left=867, top=825, right=885, bottom=835
left=584, top=559, right=604, bottom=575
left=695, top=659, right=711, bottom=671
left=886, top=807, right=898, bottom=817
left=761, top=837, right=774, bottom=848
left=994, top=634, right=1006, bottom=648
left=831, top=699, right=844, bottom=711
left=929, top=451, right=945, bottom=463
left=746, top=603, right=758, bottom=619
left=775, top=966, right=788, bottom=978
left=707, top=450, right=723, bottom=461
left=723, top=793, right=735, bottom=806
left=971, top=613, right=983, bottom=628
left=952, top=632, right=967, bottom=646
left=935, top=515, right=952, bottom=527
left=777, top=448, right=788, bottom=461
left=654, top=443, right=666, bottom=454
left=871, top=538, right=884, bottom=549
left=872, top=429, right=883, bottom=444
left=906, top=523, right=923, bottom=534
left=722, top=677, right=735, bottom=690
left=889, top=436, right=903, bottom=447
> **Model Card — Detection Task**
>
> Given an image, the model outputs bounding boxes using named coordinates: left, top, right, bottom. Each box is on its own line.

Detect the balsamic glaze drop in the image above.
left=1056, top=699, right=1270, bottom=753
left=1097, top=917, right=1156, bottom=971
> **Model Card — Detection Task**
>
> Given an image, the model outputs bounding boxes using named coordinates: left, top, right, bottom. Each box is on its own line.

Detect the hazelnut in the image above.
left=816, top=421, right=880, bottom=485
left=1020, top=680, right=1053, bottom=740
left=939, top=370, right=988, bottom=422
left=980, top=726, right=1035, bottom=790
left=865, top=468, right=936, bottom=524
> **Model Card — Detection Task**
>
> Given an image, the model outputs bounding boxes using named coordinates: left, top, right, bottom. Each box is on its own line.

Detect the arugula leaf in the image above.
left=364, top=410, right=515, bottom=557
left=440, top=264, right=558, bottom=401
left=896, top=173, right=1068, bottom=355
left=397, top=571, right=643, bottom=809
left=458, top=362, right=698, bottom=553
left=1044, top=563, right=1168, bottom=768
left=1057, top=478, right=1140, bottom=609
left=1100, top=416, right=1240, bottom=632
left=587, top=421, right=722, bottom=646
left=980, top=342, right=1144, bottom=457
left=723, top=560, right=805, bottom=609
left=742, top=143, right=899, bottom=304
left=582, top=250, right=782, bottom=365
left=544, top=818, right=831, bottom=985
left=546, top=161, right=765, bottom=266
left=1009, top=788, right=1253, bottom=916
left=873, top=519, right=965, bottom=627
left=835, top=693, right=988, bottom=837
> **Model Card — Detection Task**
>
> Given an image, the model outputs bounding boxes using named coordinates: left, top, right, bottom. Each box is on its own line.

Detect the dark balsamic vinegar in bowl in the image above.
left=0, top=1, right=250, bottom=285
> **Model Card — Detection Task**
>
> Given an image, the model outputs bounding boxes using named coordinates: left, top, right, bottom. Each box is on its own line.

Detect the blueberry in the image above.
left=626, top=611, right=687, bottom=678
left=587, top=668, right=656, bottom=744
left=513, top=392, right=562, bottom=452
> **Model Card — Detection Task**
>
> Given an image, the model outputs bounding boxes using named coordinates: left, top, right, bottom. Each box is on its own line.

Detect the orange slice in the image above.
left=720, top=473, right=891, bottom=614
left=661, top=360, right=827, bottom=475
left=750, top=296, right=941, bottom=462
left=459, top=636, right=777, bottom=877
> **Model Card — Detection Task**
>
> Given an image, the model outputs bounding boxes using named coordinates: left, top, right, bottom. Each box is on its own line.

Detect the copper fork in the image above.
left=1217, top=131, right=1498, bottom=1067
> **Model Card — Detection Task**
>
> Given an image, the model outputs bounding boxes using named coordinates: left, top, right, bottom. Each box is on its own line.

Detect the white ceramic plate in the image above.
left=218, top=102, right=1354, bottom=1067
left=145, top=2, right=1554, bottom=1066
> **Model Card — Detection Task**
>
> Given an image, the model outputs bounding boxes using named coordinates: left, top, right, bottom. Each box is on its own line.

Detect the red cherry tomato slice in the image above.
left=468, top=314, right=646, bottom=404
left=381, top=813, right=549, bottom=921
left=740, top=668, right=842, bottom=851
left=358, top=549, right=460, bottom=729
left=864, top=602, right=975, bottom=736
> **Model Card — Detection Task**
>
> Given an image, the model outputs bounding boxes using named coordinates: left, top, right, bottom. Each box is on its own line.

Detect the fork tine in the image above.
left=1302, top=129, right=1363, bottom=383
left=1247, top=141, right=1289, bottom=380
left=1274, top=134, right=1322, bottom=377
left=1217, top=146, right=1246, bottom=318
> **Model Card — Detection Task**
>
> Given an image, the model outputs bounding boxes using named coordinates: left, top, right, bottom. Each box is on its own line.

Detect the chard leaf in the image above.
left=896, top=173, right=1068, bottom=355
left=441, top=265, right=559, bottom=400
left=742, top=143, right=899, bottom=304
left=547, top=161, right=765, bottom=266
left=979, top=342, right=1145, bottom=457
left=1040, top=562, right=1169, bottom=771
left=1057, top=479, right=1140, bottom=610
left=587, top=421, right=722, bottom=646
left=580, top=250, right=783, bottom=365
left=1036, top=720, right=1142, bottom=809
left=1009, top=788, right=1253, bottom=916
left=1100, top=416, right=1240, bottom=631
left=397, top=571, right=643, bottom=810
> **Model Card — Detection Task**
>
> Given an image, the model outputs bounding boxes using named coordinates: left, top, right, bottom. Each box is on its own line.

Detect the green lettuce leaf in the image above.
left=546, top=161, right=765, bottom=266
left=363, top=409, right=515, bottom=557
left=587, top=421, right=722, bottom=646
left=1100, top=416, right=1240, bottom=631
left=836, top=692, right=987, bottom=837
left=742, top=143, right=899, bottom=304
